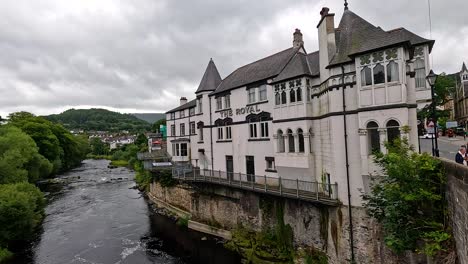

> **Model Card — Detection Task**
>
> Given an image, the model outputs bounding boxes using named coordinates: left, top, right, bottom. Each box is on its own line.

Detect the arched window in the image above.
left=277, top=130, right=285, bottom=152
left=415, top=58, right=426, bottom=88
left=281, top=90, right=287, bottom=104
left=387, top=61, right=399, bottom=82
left=298, top=129, right=305, bottom=152
left=296, top=87, right=302, bottom=102
left=373, top=64, right=385, bottom=84
left=290, top=89, right=296, bottom=103
left=361, top=66, right=372, bottom=86
left=386, top=120, right=400, bottom=145
left=287, top=129, right=295, bottom=153
left=367, top=121, right=380, bottom=153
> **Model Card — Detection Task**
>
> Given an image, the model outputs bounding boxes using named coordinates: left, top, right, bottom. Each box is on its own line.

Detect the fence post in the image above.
left=316, top=182, right=319, bottom=200
left=264, top=175, right=267, bottom=192
left=218, top=170, right=221, bottom=182
left=296, top=179, right=299, bottom=198
left=279, top=177, right=282, bottom=195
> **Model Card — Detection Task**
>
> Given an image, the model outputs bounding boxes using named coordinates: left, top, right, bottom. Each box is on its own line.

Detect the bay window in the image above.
left=415, top=58, right=426, bottom=88
left=386, top=61, right=399, bottom=83
left=361, top=66, right=372, bottom=86
left=373, top=64, right=385, bottom=84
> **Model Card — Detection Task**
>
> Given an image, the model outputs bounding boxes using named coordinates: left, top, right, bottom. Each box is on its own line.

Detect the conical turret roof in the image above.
left=196, top=59, right=222, bottom=93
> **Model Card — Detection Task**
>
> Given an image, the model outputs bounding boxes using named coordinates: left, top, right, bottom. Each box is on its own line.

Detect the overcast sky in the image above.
left=0, top=0, right=467, bottom=117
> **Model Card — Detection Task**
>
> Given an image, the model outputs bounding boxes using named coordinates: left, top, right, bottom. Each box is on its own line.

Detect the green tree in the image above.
left=152, top=118, right=166, bottom=133
left=0, top=183, right=45, bottom=258
left=0, top=126, right=52, bottom=184
left=135, top=133, right=147, bottom=147
left=90, top=137, right=108, bottom=155
left=418, top=73, right=456, bottom=120
left=363, top=138, right=449, bottom=257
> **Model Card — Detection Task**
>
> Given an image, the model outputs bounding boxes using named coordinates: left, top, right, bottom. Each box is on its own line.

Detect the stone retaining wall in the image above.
left=149, top=181, right=406, bottom=264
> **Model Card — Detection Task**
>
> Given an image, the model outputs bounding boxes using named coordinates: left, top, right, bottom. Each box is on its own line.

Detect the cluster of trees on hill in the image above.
left=0, top=112, right=89, bottom=261
left=45, top=108, right=151, bottom=132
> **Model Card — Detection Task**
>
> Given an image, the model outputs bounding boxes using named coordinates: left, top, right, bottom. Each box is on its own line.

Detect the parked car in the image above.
left=420, top=133, right=435, bottom=139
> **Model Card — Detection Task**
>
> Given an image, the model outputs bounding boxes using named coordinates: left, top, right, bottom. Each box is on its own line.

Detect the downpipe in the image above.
left=341, top=65, right=356, bottom=263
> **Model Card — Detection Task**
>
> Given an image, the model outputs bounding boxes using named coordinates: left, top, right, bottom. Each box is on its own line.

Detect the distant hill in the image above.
left=45, top=109, right=151, bottom=132
left=131, top=113, right=165, bottom=124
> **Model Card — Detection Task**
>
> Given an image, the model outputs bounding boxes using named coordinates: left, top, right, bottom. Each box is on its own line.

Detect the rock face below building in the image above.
left=149, top=182, right=410, bottom=264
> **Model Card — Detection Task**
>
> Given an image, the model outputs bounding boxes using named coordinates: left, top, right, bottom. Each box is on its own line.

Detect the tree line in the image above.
left=0, top=112, right=89, bottom=262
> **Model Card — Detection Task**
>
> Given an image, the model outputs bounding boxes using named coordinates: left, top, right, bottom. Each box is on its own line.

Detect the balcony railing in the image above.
left=172, top=168, right=339, bottom=205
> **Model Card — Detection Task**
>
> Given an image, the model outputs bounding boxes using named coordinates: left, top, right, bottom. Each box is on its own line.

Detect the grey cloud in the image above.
left=0, top=0, right=466, bottom=117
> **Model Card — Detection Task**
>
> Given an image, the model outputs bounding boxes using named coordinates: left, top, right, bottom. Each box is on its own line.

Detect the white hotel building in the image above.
left=165, top=6, right=433, bottom=206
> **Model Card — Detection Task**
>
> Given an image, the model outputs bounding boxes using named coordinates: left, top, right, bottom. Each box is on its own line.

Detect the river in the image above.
left=9, top=160, right=241, bottom=264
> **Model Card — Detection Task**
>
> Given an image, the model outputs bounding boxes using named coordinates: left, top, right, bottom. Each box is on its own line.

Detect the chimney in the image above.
left=317, top=7, right=336, bottom=79
left=293, top=29, right=304, bottom=48
left=180, top=97, right=187, bottom=106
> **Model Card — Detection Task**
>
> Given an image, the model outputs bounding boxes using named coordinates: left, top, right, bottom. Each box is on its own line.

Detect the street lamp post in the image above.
left=426, top=70, right=439, bottom=157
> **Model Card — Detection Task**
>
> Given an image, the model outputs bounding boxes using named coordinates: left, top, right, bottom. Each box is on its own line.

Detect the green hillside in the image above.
left=131, top=113, right=165, bottom=123
left=45, top=108, right=151, bottom=132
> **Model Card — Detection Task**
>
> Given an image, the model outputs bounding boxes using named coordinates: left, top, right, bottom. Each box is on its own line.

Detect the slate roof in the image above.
left=273, top=51, right=319, bottom=83
left=211, top=47, right=299, bottom=95
left=166, top=99, right=196, bottom=114
left=196, top=59, right=222, bottom=93
left=329, top=9, right=434, bottom=66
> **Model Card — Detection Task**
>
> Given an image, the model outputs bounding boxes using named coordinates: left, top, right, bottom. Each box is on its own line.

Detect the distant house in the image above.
left=454, top=63, right=468, bottom=127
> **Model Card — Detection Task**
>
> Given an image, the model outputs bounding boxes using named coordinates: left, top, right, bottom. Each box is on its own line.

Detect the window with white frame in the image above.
left=180, top=123, right=185, bottom=136
left=260, top=122, right=269, bottom=138
left=287, top=129, right=295, bottom=152
left=361, top=66, right=372, bottom=86
left=296, top=87, right=302, bottom=102
left=197, top=98, right=203, bottom=113
left=224, top=95, right=230, bottom=109
left=259, top=85, right=267, bottom=101
left=415, top=58, right=426, bottom=88
left=281, top=86, right=287, bottom=104
left=172, top=143, right=188, bottom=157
left=170, top=124, right=175, bottom=136
left=290, top=88, right=296, bottom=103
left=225, top=126, right=232, bottom=139
left=298, top=128, right=305, bottom=152
left=199, top=126, right=204, bottom=141
left=248, top=88, right=256, bottom=104
left=373, top=63, right=385, bottom=84
left=180, top=110, right=185, bottom=118
left=265, top=157, right=275, bottom=171
left=274, top=85, right=281, bottom=105
left=249, top=123, right=258, bottom=138
left=386, top=61, right=399, bottom=83
left=216, top=97, right=222, bottom=110
left=170, top=112, right=175, bottom=120
left=190, top=122, right=195, bottom=135
left=217, top=127, right=223, bottom=140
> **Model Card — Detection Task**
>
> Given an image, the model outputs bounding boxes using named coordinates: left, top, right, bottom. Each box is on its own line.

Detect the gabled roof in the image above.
left=166, top=99, right=196, bottom=114
left=462, top=62, right=467, bottom=72
left=273, top=50, right=319, bottom=83
left=196, top=59, right=222, bottom=93
left=211, top=47, right=298, bottom=95
left=329, top=9, right=434, bottom=66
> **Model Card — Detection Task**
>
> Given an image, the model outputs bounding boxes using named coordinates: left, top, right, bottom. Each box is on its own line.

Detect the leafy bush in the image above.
left=109, top=160, right=129, bottom=167
left=363, top=138, right=450, bottom=256
left=0, top=183, right=45, bottom=247
left=0, top=248, right=13, bottom=263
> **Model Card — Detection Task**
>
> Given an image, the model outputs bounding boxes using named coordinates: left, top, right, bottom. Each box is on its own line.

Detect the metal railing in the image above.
left=171, top=168, right=339, bottom=205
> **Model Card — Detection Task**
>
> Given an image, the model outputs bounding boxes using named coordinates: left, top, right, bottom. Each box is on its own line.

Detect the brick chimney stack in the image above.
left=293, top=29, right=304, bottom=48
left=180, top=97, right=187, bottom=106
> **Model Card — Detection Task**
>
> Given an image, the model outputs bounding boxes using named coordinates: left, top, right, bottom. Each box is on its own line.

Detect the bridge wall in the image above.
left=150, top=181, right=403, bottom=264
left=442, top=158, right=468, bottom=264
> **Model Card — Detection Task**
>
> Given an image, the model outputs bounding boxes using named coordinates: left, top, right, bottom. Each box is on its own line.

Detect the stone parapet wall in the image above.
left=441, top=158, right=468, bottom=264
